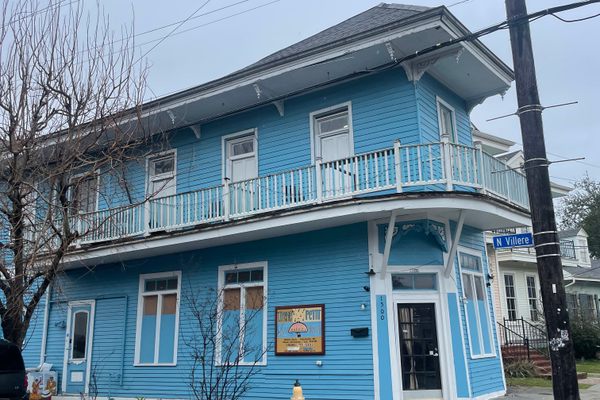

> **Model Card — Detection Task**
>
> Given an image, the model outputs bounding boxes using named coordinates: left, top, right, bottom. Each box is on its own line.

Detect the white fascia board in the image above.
left=440, top=14, right=513, bottom=85
left=133, top=19, right=443, bottom=121
left=62, top=195, right=530, bottom=268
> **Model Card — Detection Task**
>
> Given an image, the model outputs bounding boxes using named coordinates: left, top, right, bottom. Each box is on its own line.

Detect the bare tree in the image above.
left=0, top=0, right=158, bottom=346
left=185, top=287, right=267, bottom=400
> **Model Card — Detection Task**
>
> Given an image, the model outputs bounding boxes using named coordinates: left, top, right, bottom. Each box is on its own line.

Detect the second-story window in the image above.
left=312, top=104, right=353, bottom=163
left=437, top=97, right=457, bottom=142
left=69, top=174, right=98, bottom=214
left=225, top=132, right=257, bottom=183
left=148, top=151, right=176, bottom=199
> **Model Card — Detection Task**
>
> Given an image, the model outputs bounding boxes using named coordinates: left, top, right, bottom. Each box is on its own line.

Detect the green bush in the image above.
left=504, top=360, right=537, bottom=378
left=571, top=318, right=600, bottom=359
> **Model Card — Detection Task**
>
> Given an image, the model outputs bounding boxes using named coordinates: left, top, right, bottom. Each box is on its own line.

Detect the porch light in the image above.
left=291, top=379, right=305, bottom=400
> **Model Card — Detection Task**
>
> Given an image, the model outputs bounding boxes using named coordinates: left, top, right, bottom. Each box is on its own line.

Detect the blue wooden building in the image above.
left=19, top=4, right=531, bottom=399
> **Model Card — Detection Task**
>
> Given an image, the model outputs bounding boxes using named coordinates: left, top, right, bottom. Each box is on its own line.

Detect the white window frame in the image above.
left=221, top=129, right=258, bottom=183
left=217, top=261, right=268, bottom=366
left=134, top=270, right=181, bottom=367
left=69, top=309, right=90, bottom=362
left=68, top=171, right=100, bottom=215
left=145, top=149, right=177, bottom=198
left=503, top=273, right=518, bottom=321
left=525, top=274, right=539, bottom=321
left=309, top=101, right=354, bottom=163
left=436, top=96, right=458, bottom=143
left=458, top=247, right=496, bottom=359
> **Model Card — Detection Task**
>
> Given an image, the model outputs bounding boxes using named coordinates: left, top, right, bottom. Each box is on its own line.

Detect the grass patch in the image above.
left=507, top=377, right=591, bottom=389
left=577, top=359, right=600, bottom=374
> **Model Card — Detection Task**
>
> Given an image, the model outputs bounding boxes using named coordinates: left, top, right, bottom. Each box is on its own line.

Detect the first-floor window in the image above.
left=135, top=271, right=181, bottom=365
left=526, top=276, right=539, bottom=321
left=567, top=293, right=579, bottom=318
left=504, top=274, right=517, bottom=321
left=460, top=251, right=494, bottom=357
left=219, top=262, right=267, bottom=365
left=579, top=294, right=598, bottom=321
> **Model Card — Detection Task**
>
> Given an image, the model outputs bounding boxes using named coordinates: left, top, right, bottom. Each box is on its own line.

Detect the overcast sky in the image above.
left=94, top=0, right=600, bottom=186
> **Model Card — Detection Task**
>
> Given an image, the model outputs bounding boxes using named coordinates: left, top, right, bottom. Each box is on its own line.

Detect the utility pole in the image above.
left=505, top=1, right=579, bottom=399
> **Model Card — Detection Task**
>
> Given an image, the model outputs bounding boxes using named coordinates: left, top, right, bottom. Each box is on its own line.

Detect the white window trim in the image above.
left=134, top=270, right=182, bottom=367
left=458, top=247, right=496, bottom=359
left=68, top=171, right=100, bottom=214
left=436, top=96, right=458, bottom=143
left=145, top=149, right=177, bottom=198
left=502, top=272, right=518, bottom=321
left=221, top=128, right=258, bottom=183
left=309, top=101, right=354, bottom=163
left=217, top=261, right=268, bottom=367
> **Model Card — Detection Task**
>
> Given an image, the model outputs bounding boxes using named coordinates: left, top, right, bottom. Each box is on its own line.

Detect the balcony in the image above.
left=75, top=139, right=530, bottom=245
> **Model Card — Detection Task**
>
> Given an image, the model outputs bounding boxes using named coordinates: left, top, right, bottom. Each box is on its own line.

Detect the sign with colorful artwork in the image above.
left=275, top=304, right=325, bottom=355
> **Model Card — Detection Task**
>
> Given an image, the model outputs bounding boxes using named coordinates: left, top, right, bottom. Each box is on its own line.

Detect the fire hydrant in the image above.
left=290, top=379, right=305, bottom=400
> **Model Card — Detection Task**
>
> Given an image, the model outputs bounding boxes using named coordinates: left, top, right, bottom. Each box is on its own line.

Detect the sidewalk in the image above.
left=503, top=383, right=600, bottom=399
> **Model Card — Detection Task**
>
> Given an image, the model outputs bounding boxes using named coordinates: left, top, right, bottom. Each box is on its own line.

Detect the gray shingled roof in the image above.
left=237, top=4, right=430, bottom=73
left=565, top=261, right=600, bottom=281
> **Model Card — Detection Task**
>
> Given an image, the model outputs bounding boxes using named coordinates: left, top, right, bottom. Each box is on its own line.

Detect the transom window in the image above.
left=504, top=274, right=517, bottom=321
left=135, top=271, right=181, bottom=366
left=459, top=251, right=494, bottom=358
left=392, top=273, right=437, bottom=290
left=230, top=137, right=254, bottom=158
left=316, top=110, right=349, bottom=136
left=526, top=276, right=539, bottom=321
left=437, top=98, right=457, bottom=142
left=151, top=156, right=175, bottom=176
left=219, top=262, right=267, bottom=365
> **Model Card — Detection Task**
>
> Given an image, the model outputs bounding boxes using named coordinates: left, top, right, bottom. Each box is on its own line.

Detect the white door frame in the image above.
left=392, top=288, right=448, bottom=400
left=61, top=300, right=96, bottom=394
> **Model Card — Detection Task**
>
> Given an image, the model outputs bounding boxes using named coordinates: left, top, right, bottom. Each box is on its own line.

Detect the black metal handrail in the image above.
left=498, top=317, right=549, bottom=361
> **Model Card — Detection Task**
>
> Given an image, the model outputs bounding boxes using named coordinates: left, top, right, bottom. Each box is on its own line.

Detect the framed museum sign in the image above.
left=275, top=304, right=325, bottom=355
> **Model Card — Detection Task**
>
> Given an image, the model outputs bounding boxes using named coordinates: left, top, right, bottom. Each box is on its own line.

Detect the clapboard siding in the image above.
left=95, top=68, right=425, bottom=210
left=455, top=224, right=505, bottom=397
left=417, top=73, right=472, bottom=145
left=41, top=223, right=373, bottom=399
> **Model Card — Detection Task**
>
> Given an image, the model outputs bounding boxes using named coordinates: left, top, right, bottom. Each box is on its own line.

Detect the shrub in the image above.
left=504, top=360, right=537, bottom=378
left=571, top=318, right=600, bottom=359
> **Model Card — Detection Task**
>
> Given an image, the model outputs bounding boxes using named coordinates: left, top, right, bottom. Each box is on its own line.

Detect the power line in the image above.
left=552, top=11, right=600, bottom=23
left=135, top=0, right=212, bottom=63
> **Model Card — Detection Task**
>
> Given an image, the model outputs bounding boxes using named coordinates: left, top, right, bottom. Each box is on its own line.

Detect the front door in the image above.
left=63, top=301, right=95, bottom=395
left=397, top=303, right=442, bottom=398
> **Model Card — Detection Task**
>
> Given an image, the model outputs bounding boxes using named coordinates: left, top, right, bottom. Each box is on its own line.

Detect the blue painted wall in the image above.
left=34, top=224, right=374, bottom=399
left=453, top=224, right=505, bottom=397
left=98, top=68, right=472, bottom=211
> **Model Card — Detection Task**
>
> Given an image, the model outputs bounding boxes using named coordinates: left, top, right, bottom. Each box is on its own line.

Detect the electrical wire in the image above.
left=552, top=11, right=600, bottom=23
left=135, top=0, right=212, bottom=64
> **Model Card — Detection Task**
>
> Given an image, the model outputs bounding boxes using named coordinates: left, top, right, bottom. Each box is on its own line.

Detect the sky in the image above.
left=90, top=0, right=600, bottom=187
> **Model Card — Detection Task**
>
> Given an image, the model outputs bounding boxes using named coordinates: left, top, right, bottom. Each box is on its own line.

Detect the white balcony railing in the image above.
left=77, top=139, right=530, bottom=245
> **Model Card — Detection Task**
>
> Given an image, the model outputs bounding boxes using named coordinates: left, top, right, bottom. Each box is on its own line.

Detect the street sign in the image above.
left=492, top=232, right=534, bottom=249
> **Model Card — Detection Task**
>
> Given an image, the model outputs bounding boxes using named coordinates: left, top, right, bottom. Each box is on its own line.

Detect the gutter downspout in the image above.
left=565, top=277, right=576, bottom=288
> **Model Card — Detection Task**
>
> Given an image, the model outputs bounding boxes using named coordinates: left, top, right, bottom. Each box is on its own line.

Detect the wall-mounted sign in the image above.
left=492, top=232, right=534, bottom=249
left=275, top=304, right=325, bottom=355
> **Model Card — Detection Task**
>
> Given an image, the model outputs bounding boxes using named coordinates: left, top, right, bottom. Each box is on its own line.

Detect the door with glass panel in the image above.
left=397, top=303, right=442, bottom=398
left=63, top=301, right=95, bottom=394
left=147, top=152, right=176, bottom=229
left=314, top=108, right=354, bottom=197
left=226, top=134, right=258, bottom=214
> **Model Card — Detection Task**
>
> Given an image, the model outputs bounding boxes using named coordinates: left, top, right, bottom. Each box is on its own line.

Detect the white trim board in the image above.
left=133, top=270, right=182, bottom=367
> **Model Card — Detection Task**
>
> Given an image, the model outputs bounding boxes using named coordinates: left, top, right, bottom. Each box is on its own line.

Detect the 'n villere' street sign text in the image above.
left=492, top=232, right=534, bottom=249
